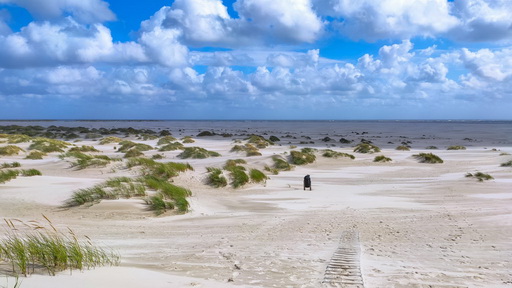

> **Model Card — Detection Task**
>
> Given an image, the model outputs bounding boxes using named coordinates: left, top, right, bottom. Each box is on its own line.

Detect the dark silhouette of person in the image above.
left=304, top=174, right=311, bottom=190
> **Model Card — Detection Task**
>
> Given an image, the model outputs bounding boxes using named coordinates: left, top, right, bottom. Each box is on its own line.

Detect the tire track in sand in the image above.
left=323, top=230, right=364, bottom=287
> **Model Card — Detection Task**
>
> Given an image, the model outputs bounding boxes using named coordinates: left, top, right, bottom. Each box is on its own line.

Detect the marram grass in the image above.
left=413, top=153, right=444, bottom=164
left=0, top=217, right=119, bottom=277
left=465, top=172, right=494, bottom=182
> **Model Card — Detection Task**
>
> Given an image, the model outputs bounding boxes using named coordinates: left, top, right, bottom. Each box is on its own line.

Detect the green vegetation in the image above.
left=500, top=160, right=512, bottom=167
left=0, top=145, right=25, bottom=156
left=290, top=148, right=316, bottom=165
left=117, top=141, right=153, bottom=153
left=353, top=143, right=381, bottom=154
left=374, top=155, right=392, bottom=163
left=269, top=136, right=280, bottom=142
left=126, top=158, right=193, bottom=180
left=60, top=151, right=120, bottom=170
left=5, top=134, right=32, bottom=144
left=247, top=135, right=273, bottom=148
left=0, top=217, right=119, bottom=277
left=206, top=167, right=228, bottom=188
left=157, top=136, right=177, bottom=145
left=413, top=153, right=444, bottom=164
left=68, top=145, right=100, bottom=153
left=395, top=145, right=410, bottom=151
left=158, top=142, right=184, bottom=151
left=230, top=144, right=261, bottom=157
left=322, top=149, right=355, bottom=159
left=229, top=166, right=249, bottom=188
left=447, top=145, right=466, bottom=150
left=25, top=151, right=47, bottom=159
left=152, top=154, right=164, bottom=160
left=0, top=162, right=21, bottom=169
left=178, top=147, right=221, bottom=159
left=425, top=146, right=438, bottom=150
left=29, top=138, right=70, bottom=153
left=0, top=169, right=42, bottom=184
left=137, top=134, right=158, bottom=141
left=272, top=155, right=292, bottom=171
left=249, top=169, right=267, bottom=183
left=465, top=172, right=494, bottom=182
left=124, top=149, right=144, bottom=158
left=181, top=136, right=195, bottom=143
left=264, top=166, right=279, bottom=175
left=197, top=131, right=215, bottom=136
left=224, top=159, right=247, bottom=170
left=99, top=136, right=122, bottom=145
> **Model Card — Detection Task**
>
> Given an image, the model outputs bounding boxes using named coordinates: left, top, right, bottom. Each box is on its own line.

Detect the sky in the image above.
left=0, top=0, right=511, bottom=120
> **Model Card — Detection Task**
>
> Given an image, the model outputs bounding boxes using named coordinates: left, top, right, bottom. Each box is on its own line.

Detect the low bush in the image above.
left=413, top=153, right=444, bottom=164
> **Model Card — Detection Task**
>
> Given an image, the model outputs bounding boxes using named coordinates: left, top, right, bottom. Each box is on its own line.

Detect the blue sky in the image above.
left=0, top=0, right=511, bottom=120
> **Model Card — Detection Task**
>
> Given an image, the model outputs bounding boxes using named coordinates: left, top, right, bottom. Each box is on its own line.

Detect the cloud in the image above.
left=316, top=0, right=458, bottom=41
left=459, top=47, right=512, bottom=81
left=449, top=0, right=512, bottom=42
left=0, top=0, right=116, bottom=23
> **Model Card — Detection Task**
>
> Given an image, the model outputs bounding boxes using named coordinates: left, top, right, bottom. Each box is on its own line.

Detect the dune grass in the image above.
left=425, top=146, right=438, bottom=150
left=322, top=149, right=355, bottom=159
left=353, top=143, right=381, bottom=154
left=0, top=145, right=25, bottom=156
left=4, top=134, right=32, bottom=144
left=500, top=160, right=512, bottom=167
left=178, top=147, right=221, bottom=159
left=181, top=136, right=195, bottom=143
left=0, top=217, right=120, bottom=277
left=25, top=151, right=47, bottom=160
left=374, top=155, right=392, bottom=162
left=290, top=148, right=316, bottom=165
left=60, top=151, right=119, bottom=170
left=272, top=155, right=293, bottom=171
left=224, top=159, right=247, bottom=170
left=117, top=141, right=153, bottom=153
left=249, top=169, right=267, bottom=183
left=0, top=162, right=21, bottom=169
left=28, top=138, right=70, bottom=153
left=396, top=145, right=410, bottom=151
left=413, top=153, right=444, bottom=164
left=157, top=136, right=178, bottom=146
left=230, top=144, right=261, bottom=157
left=124, top=148, right=144, bottom=158
left=447, top=145, right=466, bottom=150
left=229, top=166, right=249, bottom=188
left=0, top=169, right=42, bottom=184
left=465, top=172, right=494, bottom=182
left=246, top=135, right=273, bottom=149
left=99, top=136, right=122, bottom=145
left=206, top=167, right=228, bottom=188
left=68, top=145, right=100, bottom=153
left=158, top=142, right=184, bottom=151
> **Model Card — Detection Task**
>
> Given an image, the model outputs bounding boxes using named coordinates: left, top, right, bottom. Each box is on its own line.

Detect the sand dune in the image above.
left=1, top=126, right=512, bottom=287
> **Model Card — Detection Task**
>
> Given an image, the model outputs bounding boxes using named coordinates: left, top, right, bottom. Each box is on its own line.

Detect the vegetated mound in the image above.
left=322, top=149, right=355, bottom=159
left=465, top=172, right=494, bottom=182
left=0, top=145, right=25, bottom=156
left=374, top=155, right=392, bottom=162
left=117, top=141, right=153, bottom=153
left=290, top=148, right=316, bottom=165
left=353, top=143, right=381, bottom=154
left=447, top=145, right=466, bottom=150
left=178, top=147, right=221, bottom=159
left=413, top=153, right=444, bottom=164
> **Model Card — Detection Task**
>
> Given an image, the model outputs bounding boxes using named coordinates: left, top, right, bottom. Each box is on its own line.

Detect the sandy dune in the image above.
left=1, top=127, right=512, bottom=288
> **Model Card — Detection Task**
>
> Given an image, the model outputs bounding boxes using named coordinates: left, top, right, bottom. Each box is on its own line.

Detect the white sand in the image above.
left=1, top=130, right=512, bottom=287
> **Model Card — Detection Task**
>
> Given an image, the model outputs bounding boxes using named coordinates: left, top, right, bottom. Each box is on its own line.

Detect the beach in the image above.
left=1, top=120, right=511, bottom=288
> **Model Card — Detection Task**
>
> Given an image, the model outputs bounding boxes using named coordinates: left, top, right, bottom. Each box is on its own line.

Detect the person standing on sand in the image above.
left=304, top=174, right=311, bottom=190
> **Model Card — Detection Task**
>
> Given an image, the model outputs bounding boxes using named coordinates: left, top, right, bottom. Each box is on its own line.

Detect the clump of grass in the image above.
left=142, top=176, right=191, bottom=213
left=0, top=169, right=41, bottom=184
left=425, top=146, right=438, bottom=150
left=224, top=159, right=247, bottom=170
left=99, top=136, right=122, bottom=145
left=206, top=167, right=228, bottom=188
left=447, top=145, right=466, bottom=150
left=353, top=143, right=381, bottom=154
left=157, top=136, right=177, bottom=145
left=290, top=148, right=316, bottom=165
left=60, top=151, right=118, bottom=170
left=124, top=148, right=144, bottom=158
left=374, top=155, right=392, bottom=162
left=249, top=169, right=267, bottom=183
left=1, top=162, right=21, bottom=169
left=322, top=149, right=355, bottom=159
left=264, top=165, right=279, bottom=175
left=269, top=136, right=280, bottom=142
left=137, top=134, right=158, bottom=141
left=0, top=145, right=25, bottom=156
left=117, top=141, right=153, bottom=153
left=181, top=136, right=195, bottom=143
left=68, top=145, right=100, bottom=153
left=229, top=166, right=249, bottom=188
left=230, top=144, right=261, bottom=157
left=500, top=160, right=512, bottom=167
left=396, top=145, right=410, bottom=151
left=178, top=147, right=220, bottom=159
left=197, top=131, right=215, bottom=137
left=6, top=134, right=32, bottom=144
left=0, top=217, right=120, bottom=277
left=158, top=142, right=184, bottom=151
left=272, top=156, right=292, bottom=171
left=247, top=135, right=273, bottom=148
left=465, top=172, right=494, bottom=182
left=152, top=154, right=164, bottom=160
left=413, top=153, right=444, bottom=164
left=25, top=151, right=47, bottom=160
left=126, top=158, right=193, bottom=179
left=29, top=138, right=70, bottom=153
